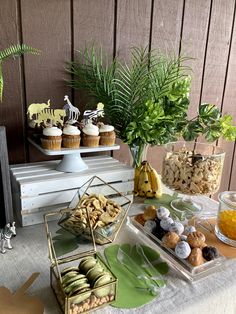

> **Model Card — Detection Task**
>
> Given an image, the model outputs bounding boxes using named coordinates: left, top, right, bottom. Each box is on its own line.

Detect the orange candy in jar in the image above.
left=215, top=191, right=236, bottom=247
left=218, top=210, right=236, bottom=240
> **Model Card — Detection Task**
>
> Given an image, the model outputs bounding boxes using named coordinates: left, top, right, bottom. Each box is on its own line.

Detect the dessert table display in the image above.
left=1, top=197, right=236, bottom=314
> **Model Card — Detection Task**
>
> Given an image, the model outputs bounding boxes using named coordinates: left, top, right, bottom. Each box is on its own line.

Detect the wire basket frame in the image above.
left=58, top=176, right=132, bottom=244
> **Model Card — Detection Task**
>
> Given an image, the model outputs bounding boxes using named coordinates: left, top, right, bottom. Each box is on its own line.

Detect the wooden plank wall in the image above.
left=0, top=0, right=236, bottom=194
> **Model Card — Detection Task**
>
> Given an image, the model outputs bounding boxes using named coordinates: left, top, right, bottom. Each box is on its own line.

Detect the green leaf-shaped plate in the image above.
left=104, top=244, right=168, bottom=309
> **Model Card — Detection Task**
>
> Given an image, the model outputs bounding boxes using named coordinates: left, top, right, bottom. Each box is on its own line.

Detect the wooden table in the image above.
left=1, top=199, right=236, bottom=314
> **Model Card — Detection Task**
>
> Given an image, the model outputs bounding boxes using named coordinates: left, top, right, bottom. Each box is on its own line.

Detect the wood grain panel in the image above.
left=0, top=127, right=14, bottom=225
left=200, top=0, right=234, bottom=107
left=200, top=0, right=235, bottom=194
left=180, top=0, right=211, bottom=118
left=73, top=0, right=114, bottom=55
left=73, top=0, right=115, bottom=112
left=113, top=0, right=152, bottom=165
left=20, top=0, right=71, bottom=162
left=116, top=0, right=152, bottom=61
left=148, top=0, right=184, bottom=173
left=0, top=0, right=26, bottom=164
left=218, top=7, right=236, bottom=192
left=151, top=0, right=184, bottom=53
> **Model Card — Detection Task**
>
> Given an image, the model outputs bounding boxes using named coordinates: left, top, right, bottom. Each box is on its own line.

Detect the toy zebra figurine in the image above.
left=0, top=222, right=16, bottom=254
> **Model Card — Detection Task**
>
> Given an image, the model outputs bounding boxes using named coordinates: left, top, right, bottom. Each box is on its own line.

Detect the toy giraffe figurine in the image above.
left=63, top=95, right=80, bottom=123
left=0, top=222, right=16, bottom=254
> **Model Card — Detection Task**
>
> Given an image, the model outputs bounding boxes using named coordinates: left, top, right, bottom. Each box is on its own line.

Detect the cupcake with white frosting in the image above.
left=62, top=124, right=81, bottom=148
left=99, top=124, right=116, bottom=146
left=41, top=126, right=62, bottom=150
left=82, top=122, right=100, bottom=147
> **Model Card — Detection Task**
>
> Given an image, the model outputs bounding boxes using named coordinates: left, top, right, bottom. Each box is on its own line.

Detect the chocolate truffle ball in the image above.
left=202, top=246, right=219, bottom=261
left=162, top=232, right=180, bottom=249
left=175, top=241, right=191, bottom=259
left=188, top=248, right=204, bottom=266
left=169, top=221, right=184, bottom=235
left=160, top=217, right=173, bottom=231
left=187, top=231, right=206, bottom=248
left=157, top=206, right=170, bottom=219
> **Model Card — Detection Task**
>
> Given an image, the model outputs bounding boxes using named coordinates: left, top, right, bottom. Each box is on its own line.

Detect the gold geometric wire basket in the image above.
left=44, top=196, right=119, bottom=313
left=58, top=175, right=133, bottom=245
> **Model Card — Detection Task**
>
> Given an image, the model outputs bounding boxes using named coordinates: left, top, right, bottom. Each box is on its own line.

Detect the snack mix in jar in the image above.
left=162, top=142, right=225, bottom=195
left=215, top=191, right=236, bottom=247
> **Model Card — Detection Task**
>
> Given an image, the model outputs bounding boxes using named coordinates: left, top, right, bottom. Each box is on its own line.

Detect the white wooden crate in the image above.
left=10, top=155, right=134, bottom=226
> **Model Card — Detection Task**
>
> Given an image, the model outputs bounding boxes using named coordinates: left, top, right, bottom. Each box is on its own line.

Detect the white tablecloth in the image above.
left=1, top=199, right=236, bottom=314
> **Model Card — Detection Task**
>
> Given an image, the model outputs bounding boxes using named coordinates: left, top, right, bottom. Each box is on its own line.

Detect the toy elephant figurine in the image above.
left=0, top=222, right=16, bottom=254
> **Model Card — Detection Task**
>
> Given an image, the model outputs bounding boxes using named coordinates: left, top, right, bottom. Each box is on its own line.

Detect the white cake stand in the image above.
left=28, top=138, right=120, bottom=173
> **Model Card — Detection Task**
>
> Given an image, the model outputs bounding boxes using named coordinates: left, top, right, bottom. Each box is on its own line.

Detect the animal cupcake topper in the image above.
left=27, top=100, right=51, bottom=119
left=83, top=102, right=104, bottom=124
left=63, top=95, right=80, bottom=123
left=27, top=100, right=66, bottom=126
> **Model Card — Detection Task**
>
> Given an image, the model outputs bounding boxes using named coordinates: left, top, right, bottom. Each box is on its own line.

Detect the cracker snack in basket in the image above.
left=59, top=194, right=123, bottom=243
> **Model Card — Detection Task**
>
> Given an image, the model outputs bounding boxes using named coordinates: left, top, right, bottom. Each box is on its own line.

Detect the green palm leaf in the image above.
left=0, top=63, right=3, bottom=102
left=0, top=44, right=40, bottom=102
left=0, top=44, right=40, bottom=61
left=67, top=46, right=191, bottom=141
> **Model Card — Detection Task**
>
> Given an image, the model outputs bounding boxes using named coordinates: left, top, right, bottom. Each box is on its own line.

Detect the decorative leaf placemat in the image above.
left=104, top=244, right=168, bottom=309
left=52, top=228, right=80, bottom=257
left=145, top=193, right=199, bottom=221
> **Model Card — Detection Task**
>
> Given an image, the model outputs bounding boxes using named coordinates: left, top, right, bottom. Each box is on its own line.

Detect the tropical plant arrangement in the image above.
left=0, top=44, right=40, bottom=102
left=67, top=47, right=236, bottom=168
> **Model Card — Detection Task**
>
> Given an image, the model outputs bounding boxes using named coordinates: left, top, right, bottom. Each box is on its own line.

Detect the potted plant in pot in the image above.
left=67, top=46, right=236, bottom=198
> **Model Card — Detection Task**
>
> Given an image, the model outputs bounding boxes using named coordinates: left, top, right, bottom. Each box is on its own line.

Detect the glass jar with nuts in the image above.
left=162, top=141, right=225, bottom=196
left=162, top=141, right=225, bottom=214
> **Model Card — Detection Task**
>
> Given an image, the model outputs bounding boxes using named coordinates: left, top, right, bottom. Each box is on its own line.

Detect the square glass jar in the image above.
left=58, top=176, right=132, bottom=244
left=44, top=210, right=117, bottom=314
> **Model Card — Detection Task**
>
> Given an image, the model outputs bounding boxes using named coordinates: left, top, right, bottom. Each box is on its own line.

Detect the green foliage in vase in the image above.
left=67, top=46, right=236, bottom=145
left=0, top=44, right=40, bottom=102
left=182, top=104, right=236, bottom=142
left=68, top=47, right=190, bottom=141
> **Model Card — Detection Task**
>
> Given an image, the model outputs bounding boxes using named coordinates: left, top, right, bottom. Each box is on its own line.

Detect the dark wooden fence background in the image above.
left=0, top=0, right=236, bottom=195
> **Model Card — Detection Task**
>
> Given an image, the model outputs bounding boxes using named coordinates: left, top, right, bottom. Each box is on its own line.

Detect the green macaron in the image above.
left=62, top=273, right=86, bottom=287
left=61, top=266, right=79, bottom=277
left=79, top=257, right=98, bottom=273
left=93, top=273, right=113, bottom=298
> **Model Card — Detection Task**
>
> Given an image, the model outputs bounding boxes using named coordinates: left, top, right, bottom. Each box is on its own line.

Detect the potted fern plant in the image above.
left=67, top=47, right=236, bottom=167
left=0, top=44, right=40, bottom=102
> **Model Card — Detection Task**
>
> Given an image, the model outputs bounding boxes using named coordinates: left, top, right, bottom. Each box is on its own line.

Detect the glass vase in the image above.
left=129, top=143, right=149, bottom=168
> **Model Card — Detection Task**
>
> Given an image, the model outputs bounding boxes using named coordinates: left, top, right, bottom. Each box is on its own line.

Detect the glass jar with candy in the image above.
left=215, top=191, right=236, bottom=247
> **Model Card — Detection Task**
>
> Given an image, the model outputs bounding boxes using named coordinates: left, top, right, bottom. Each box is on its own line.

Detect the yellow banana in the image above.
left=133, top=161, right=162, bottom=198
left=148, top=163, right=162, bottom=198
left=133, top=164, right=142, bottom=195
left=137, top=165, right=146, bottom=193
left=139, top=163, right=152, bottom=196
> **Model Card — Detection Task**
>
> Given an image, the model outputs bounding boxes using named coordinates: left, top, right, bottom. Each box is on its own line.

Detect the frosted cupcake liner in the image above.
left=82, top=135, right=100, bottom=147
left=62, top=136, right=81, bottom=148
left=99, top=136, right=116, bottom=146
left=41, top=137, right=62, bottom=150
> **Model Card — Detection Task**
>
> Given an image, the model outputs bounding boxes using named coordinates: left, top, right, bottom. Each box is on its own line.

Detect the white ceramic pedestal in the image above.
left=28, top=138, right=120, bottom=173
